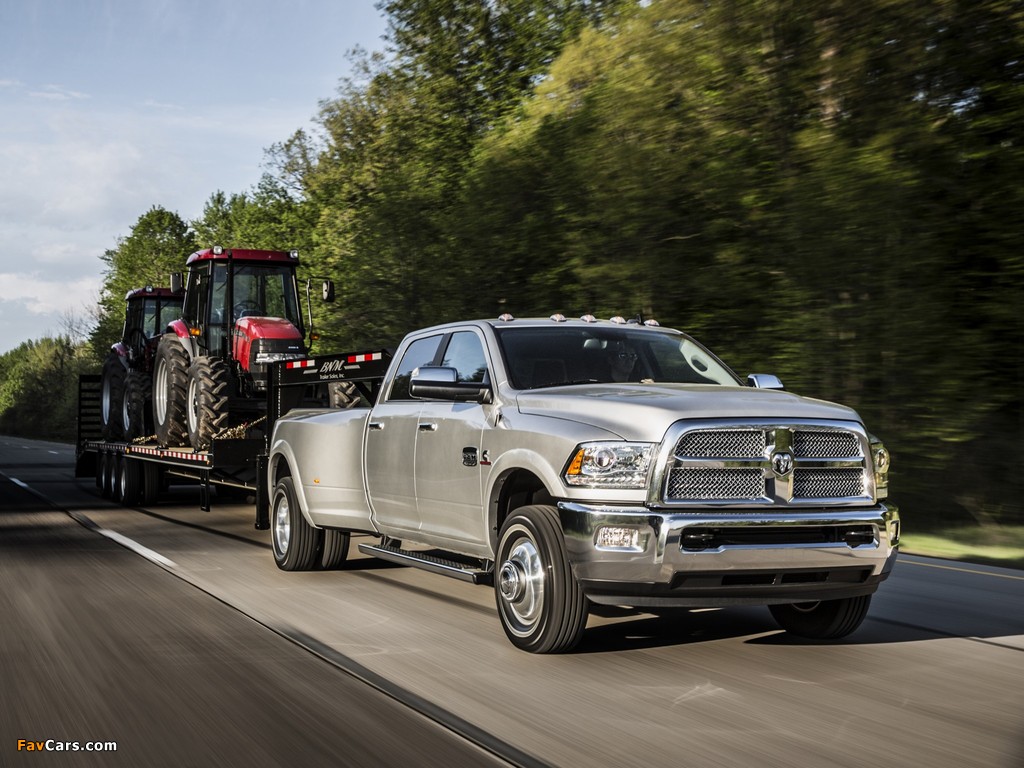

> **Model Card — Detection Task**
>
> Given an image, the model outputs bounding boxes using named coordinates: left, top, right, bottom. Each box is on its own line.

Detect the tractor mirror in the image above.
left=322, top=280, right=335, bottom=302
left=170, top=272, right=183, bottom=294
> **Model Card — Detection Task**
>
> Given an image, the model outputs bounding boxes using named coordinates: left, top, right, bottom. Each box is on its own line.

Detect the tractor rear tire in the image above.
left=153, top=336, right=189, bottom=448
left=186, top=358, right=231, bottom=451
left=100, top=354, right=126, bottom=440
left=123, top=370, right=151, bottom=441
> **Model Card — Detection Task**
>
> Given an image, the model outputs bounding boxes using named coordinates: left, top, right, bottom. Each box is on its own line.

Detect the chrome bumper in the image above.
left=557, top=501, right=900, bottom=607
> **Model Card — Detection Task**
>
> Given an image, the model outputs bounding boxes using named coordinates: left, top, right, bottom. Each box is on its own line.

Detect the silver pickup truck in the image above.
left=267, top=314, right=899, bottom=653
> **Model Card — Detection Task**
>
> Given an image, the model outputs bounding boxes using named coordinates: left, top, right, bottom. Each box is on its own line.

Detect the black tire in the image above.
left=318, top=529, right=351, bottom=570
left=769, top=595, right=872, bottom=639
left=329, top=381, right=362, bottom=408
left=153, top=336, right=190, bottom=448
left=99, top=453, right=112, bottom=499
left=123, top=370, right=152, bottom=440
left=271, top=476, right=321, bottom=571
left=108, top=455, right=123, bottom=503
left=186, top=358, right=231, bottom=451
left=142, top=462, right=161, bottom=505
left=100, top=355, right=126, bottom=440
left=495, top=504, right=588, bottom=653
left=119, top=457, right=142, bottom=506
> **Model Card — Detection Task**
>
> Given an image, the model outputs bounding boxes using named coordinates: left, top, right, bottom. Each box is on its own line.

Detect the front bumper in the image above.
left=558, top=501, right=900, bottom=608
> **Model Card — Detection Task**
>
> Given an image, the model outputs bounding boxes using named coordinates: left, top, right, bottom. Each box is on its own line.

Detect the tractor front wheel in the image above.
left=186, top=358, right=231, bottom=451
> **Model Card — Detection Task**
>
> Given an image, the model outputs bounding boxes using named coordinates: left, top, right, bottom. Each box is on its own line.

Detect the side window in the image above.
left=441, top=331, right=488, bottom=383
left=388, top=335, right=443, bottom=401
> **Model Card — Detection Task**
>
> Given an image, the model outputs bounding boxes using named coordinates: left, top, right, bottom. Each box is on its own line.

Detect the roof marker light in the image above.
left=212, top=245, right=224, bottom=255
left=550, top=313, right=567, bottom=322
left=644, top=319, right=661, bottom=327
left=289, top=250, right=299, bottom=259
left=498, top=313, right=515, bottom=322
left=609, top=316, right=626, bottom=324
left=580, top=314, right=598, bottom=323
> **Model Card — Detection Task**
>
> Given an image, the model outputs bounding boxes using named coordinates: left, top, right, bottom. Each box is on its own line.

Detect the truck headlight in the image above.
left=870, top=437, right=891, bottom=500
left=564, top=442, right=653, bottom=489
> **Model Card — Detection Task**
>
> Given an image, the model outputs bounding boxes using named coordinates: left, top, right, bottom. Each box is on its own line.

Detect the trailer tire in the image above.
left=142, top=462, right=161, bottom=505
left=154, top=336, right=189, bottom=448
left=99, top=452, right=113, bottom=499
left=101, top=355, right=126, bottom=440
left=768, top=595, right=872, bottom=639
left=495, top=504, right=588, bottom=654
left=108, top=455, right=123, bottom=503
left=271, top=476, right=320, bottom=571
left=119, top=457, right=142, bottom=506
left=187, top=358, right=231, bottom=451
left=318, top=529, right=351, bottom=570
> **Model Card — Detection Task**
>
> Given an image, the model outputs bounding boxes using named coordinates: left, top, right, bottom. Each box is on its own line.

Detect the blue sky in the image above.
left=0, top=0, right=387, bottom=354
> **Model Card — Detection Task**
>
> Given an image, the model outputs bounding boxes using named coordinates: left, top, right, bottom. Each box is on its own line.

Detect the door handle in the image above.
left=368, top=421, right=384, bottom=431
left=418, top=423, right=437, bottom=432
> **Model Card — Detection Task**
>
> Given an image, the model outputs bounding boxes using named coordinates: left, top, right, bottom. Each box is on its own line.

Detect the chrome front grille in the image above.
left=793, top=469, right=864, bottom=498
left=660, top=421, right=872, bottom=507
left=667, top=468, right=765, bottom=501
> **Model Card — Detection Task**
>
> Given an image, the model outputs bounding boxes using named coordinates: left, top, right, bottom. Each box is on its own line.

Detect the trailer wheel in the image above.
left=186, top=358, right=230, bottom=451
left=108, top=455, right=123, bottom=503
left=495, top=505, right=588, bottom=653
left=119, top=457, right=142, bottom=506
left=99, top=453, right=113, bottom=499
left=271, top=476, right=320, bottom=571
left=318, top=529, right=351, bottom=570
left=769, top=595, right=872, bottom=639
left=154, top=336, right=189, bottom=448
left=141, top=462, right=161, bottom=506
left=123, top=371, right=151, bottom=440
left=101, top=355, right=126, bottom=440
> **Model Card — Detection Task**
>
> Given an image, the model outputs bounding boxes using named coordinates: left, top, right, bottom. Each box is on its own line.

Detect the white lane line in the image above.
left=95, top=528, right=178, bottom=569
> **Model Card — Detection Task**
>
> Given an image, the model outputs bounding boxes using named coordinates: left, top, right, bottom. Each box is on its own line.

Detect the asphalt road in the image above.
left=1, top=435, right=1022, bottom=767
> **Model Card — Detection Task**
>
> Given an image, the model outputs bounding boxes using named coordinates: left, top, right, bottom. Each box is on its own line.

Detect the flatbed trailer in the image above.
left=74, top=350, right=392, bottom=522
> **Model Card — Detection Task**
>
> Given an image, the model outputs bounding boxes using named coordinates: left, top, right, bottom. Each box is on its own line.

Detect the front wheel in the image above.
left=769, top=595, right=872, bottom=639
left=495, top=505, right=588, bottom=653
left=186, top=358, right=230, bottom=451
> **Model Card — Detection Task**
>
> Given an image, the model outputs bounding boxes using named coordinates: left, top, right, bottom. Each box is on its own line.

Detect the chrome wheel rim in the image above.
left=274, top=496, right=290, bottom=554
left=498, top=534, right=543, bottom=635
left=186, top=375, right=199, bottom=434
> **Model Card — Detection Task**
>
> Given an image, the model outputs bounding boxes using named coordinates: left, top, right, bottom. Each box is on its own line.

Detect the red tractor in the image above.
left=100, top=287, right=185, bottom=441
left=152, top=247, right=333, bottom=450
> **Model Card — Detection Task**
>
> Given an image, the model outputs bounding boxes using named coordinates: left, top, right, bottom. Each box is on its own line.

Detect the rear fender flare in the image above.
left=268, top=441, right=319, bottom=531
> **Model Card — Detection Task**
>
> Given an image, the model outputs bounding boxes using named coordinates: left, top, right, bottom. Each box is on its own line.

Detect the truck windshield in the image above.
left=494, top=326, right=741, bottom=389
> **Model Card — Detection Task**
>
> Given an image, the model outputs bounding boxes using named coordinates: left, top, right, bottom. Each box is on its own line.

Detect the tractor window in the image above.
left=226, top=265, right=302, bottom=328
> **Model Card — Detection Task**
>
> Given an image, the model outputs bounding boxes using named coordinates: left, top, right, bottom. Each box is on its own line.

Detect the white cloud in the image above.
left=0, top=272, right=100, bottom=316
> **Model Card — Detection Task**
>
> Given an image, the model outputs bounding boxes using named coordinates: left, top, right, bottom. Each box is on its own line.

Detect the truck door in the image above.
left=364, top=334, right=442, bottom=535
left=414, top=330, right=490, bottom=548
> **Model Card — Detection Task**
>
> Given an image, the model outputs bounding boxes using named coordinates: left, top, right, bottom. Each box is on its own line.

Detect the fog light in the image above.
left=596, top=526, right=640, bottom=551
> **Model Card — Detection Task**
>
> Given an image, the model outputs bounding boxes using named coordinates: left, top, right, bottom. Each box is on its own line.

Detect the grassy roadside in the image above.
left=899, top=525, right=1024, bottom=570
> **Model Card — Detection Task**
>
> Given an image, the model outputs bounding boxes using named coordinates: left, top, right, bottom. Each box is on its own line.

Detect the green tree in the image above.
left=90, top=207, right=196, bottom=360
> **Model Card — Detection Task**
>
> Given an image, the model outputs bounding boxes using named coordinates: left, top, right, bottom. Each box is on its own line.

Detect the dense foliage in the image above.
left=2, top=0, right=1020, bottom=528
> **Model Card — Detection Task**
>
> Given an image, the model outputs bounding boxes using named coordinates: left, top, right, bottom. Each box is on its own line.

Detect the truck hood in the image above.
left=514, top=383, right=860, bottom=442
